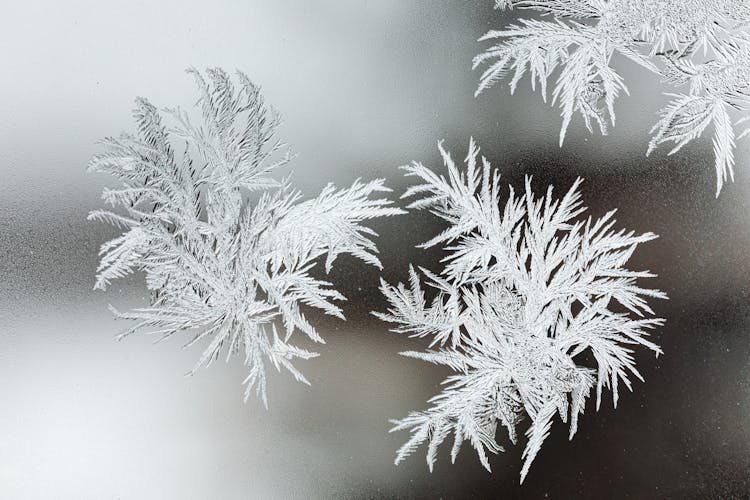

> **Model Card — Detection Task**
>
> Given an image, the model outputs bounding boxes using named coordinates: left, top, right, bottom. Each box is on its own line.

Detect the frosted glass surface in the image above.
left=1, top=1, right=748, bottom=498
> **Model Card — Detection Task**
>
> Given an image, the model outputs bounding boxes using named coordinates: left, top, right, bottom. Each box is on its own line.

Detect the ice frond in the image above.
left=648, top=93, right=739, bottom=196
left=474, top=0, right=750, bottom=195
left=89, top=67, right=405, bottom=406
left=494, top=0, right=514, bottom=10
left=376, top=140, right=666, bottom=481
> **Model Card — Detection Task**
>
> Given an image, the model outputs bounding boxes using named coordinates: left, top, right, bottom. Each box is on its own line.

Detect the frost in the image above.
left=375, top=139, right=666, bottom=482
left=474, top=0, right=750, bottom=196
left=89, top=68, right=404, bottom=406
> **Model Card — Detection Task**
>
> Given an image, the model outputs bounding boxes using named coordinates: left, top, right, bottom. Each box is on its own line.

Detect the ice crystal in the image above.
left=375, top=139, right=666, bottom=482
left=89, top=68, right=404, bottom=406
left=474, top=0, right=750, bottom=196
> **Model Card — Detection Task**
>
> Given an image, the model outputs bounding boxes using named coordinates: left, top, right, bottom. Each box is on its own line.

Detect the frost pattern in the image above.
left=89, top=68, right=404, bottom=406
left=375, top=140, right=666, bottom=482
left=474, top=1, right=750, bottom=196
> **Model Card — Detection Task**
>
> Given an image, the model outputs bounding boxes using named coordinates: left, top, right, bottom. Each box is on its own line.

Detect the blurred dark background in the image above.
left=1, top=1, right=748, bottom=498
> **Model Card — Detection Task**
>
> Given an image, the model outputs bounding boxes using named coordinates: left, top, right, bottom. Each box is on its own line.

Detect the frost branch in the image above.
left=89, top=67, right=404, bottom=406
left=474, top=0, right=750, bottom=196
left=375, top=139, right=666, bottom=482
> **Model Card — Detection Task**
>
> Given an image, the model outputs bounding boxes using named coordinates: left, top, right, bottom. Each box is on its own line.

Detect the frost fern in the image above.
left=474, top=0, right=750, bottom=196
left=375, top=139, right=666, bottom=482
left=89, top=68, right=404, bottom=406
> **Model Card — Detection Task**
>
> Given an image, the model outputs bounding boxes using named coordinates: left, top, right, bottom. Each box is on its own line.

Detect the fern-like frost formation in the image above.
left=89, top=68, right=404, bottom=406
left=474, top=0, right=750, bottom=196
left=375, top=139, right=666, bottom=482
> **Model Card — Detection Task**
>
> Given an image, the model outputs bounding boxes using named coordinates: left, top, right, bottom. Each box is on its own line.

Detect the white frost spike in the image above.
left=89, top=67, right=404, bottom=406
left=474, top=0, right=750, bottom=196
left=375, top=139, right=667, bottom=482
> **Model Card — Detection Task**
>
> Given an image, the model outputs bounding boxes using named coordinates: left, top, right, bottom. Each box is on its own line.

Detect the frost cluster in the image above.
left=376, top=139, right=666, bottom=481
left=475, top=0, right=750, bottom=195
left=90, top=68, right=403, bottom=405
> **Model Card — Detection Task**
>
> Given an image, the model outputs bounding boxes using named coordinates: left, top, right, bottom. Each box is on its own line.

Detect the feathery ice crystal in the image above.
left=375, top=139, right=666, bottom=482
left=89, top=68, right=404, bottom=406
left=474, top=0, right=750, bottom=196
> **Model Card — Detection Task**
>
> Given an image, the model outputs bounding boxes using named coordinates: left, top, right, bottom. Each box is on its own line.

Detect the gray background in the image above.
left=1, top=1, right=749, bottom=498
